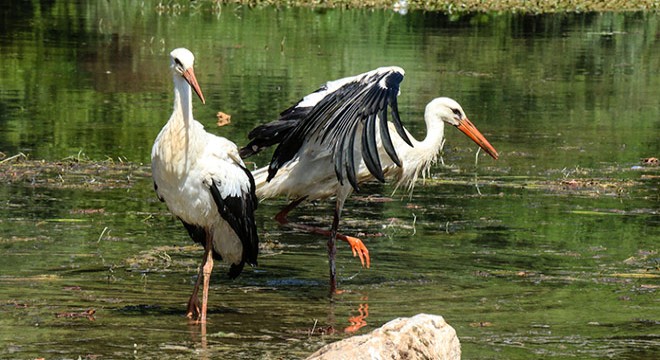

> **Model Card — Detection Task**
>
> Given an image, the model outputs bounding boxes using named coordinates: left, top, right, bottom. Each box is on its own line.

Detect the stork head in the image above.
left=426, top=97, right=499, bottom=159
left=169, top=48, right=206, bottom=104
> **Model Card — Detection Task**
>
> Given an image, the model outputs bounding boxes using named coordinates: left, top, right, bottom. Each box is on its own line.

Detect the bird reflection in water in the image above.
left=344, top=296, right=370, bottom=333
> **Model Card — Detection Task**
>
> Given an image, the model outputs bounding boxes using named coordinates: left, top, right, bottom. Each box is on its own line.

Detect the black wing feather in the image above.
left=362, top=113, right=384, bottom=182
left=344, top=121, right=360, bottom=191
left=208, top=166, right=259, bottom=278
left=239, top=67, right=410, bottom=191
left=179, top=220, right=226, bottom=262
left=378, top=106, right=402, bottom=167
left=385, top=71, right=412, bottom=147
left=239, top=118, right=303, bottom=159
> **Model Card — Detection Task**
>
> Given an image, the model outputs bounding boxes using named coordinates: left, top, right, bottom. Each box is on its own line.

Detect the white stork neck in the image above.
left=390, top=110, right=446, bottom=194
left=172, top=75, right=194, bottom=125
left=417, top=111, right=446, bottom=155
left=164, top=74, right=202, bottom=170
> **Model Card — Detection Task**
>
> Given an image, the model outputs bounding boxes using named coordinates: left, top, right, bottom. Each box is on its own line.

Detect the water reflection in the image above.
left=0, top=1, right=659, bottom=359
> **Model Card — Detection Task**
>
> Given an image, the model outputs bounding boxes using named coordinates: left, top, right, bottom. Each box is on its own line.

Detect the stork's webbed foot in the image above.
left=338, top=234, right=370, bottom=268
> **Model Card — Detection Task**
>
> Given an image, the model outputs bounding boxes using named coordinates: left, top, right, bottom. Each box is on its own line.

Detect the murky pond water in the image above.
left=1, top=2, right=658, bottom=359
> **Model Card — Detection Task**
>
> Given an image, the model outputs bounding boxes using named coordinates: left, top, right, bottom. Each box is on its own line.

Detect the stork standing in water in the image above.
left=240, top=67, right=498, bottom=293
left=151, top=48, right=259, bottom=323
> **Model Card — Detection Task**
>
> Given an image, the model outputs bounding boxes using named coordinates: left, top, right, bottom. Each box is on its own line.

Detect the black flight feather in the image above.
left=240, top=118, right=302, bottom=159
left=241, top=67, right=411, bottom=191
left=179, top=220, right=225, bottom=261
left=207, top=168, right=259, bottom=278
left=344, top=120, right=360, bottom=191
left=387, top=87, right=412, bottom=147
left=362, top=113, right=384, bottom=182
left=378, top=107, right=402, bottom=167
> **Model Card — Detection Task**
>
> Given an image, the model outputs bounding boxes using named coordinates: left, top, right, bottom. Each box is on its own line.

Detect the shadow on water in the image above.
left=0, top=1, right=659, bottom=359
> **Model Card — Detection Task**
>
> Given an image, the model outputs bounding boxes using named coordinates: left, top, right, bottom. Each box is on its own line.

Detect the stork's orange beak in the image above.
left=182, top=67, right=206, bottom=104
left=456, top=117, right=499, bottom=159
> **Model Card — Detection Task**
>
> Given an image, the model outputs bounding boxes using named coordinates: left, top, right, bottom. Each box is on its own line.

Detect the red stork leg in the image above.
left=186, top=268, right=202, bottom=319
left=186, top=230, right=214, bottom=323
left=327, top=199, right=342, bottom=294
left=275, top=197, right=370, bottom=268
left=199, top=230, right=214, bottom=324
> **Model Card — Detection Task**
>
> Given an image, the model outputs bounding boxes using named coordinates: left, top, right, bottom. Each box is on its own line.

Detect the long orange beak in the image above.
left=456, top=117, right=499, bottom=159
left=182, top=67, right=206, bottom=104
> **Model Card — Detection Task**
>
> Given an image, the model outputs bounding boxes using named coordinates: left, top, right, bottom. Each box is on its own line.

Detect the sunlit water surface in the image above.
left=0, top=2, right=658, bottom=359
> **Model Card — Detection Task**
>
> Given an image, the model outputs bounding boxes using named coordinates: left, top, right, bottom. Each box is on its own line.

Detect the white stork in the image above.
left=240, top=66, right=498, bottom=293
left=151, top=48, right=259, bottom=323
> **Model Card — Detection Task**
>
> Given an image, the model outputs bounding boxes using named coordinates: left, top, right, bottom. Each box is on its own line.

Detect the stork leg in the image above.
left=275, top=198, right=370, bottom=268
left=186, top=231, right=214, bottom=323
left=186, top=232, right=211, bottom=320
left=328, top=198, right=345, bottom=294
left=199, top=230, right=214, bottom=324
left=186, top=266, right=203, bottom=319
left=274, top=196, right=307, bottom=224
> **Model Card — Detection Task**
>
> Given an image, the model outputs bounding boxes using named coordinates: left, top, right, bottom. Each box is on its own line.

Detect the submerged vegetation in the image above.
left=2, top=151, right=657, bottom=200
left=0, top=152, right=147, bottom=191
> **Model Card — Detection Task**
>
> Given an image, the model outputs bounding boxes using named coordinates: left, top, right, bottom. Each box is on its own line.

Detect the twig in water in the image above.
left=344, top=272, right=361, bottom=280
left=411, top=213, right=417, bottom=236
left=0, top=152, right=27, bottom=164
left=97, top=227, right=109, bottom=243
left=309, top=319, right=318, bottom=337
left=474, top=147, right=481, bottom=166
left=474, top=176, right=482, bottom=196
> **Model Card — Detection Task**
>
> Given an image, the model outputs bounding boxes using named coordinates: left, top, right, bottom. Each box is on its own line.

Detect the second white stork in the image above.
left=240, top=66, right=498, bottom=293
left=151, top=48, right=259, bottom=323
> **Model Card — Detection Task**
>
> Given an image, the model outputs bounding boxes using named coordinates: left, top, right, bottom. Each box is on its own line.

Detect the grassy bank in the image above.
left=213, top=0, right=659, bottom=13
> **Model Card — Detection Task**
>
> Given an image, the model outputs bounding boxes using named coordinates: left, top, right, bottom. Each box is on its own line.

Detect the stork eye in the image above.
left=451, top=108, right=462, bottom=117
left=174, top=58, right=183, bottom=67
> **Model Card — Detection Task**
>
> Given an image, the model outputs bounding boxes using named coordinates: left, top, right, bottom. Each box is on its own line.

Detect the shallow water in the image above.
left=1, top=2, right=659, bottom=359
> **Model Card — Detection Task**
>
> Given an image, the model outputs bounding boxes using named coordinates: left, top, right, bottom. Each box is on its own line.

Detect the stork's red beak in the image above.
left=182, top=67, right=206, bottom=104
left=456, top=117, right=499, bottom=160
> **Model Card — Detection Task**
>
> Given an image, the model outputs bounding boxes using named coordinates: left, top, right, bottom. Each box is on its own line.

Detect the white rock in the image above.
left=307, top=313, right=461, bottom=360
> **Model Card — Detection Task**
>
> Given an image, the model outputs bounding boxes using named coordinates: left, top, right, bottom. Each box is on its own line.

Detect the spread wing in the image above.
left=241, top=66, right=412, bottom=192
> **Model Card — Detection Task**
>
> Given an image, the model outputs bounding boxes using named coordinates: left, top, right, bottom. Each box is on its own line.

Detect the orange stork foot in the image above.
left=276, top=217, right=372, bottom=268
left=337, top=234, right=370, bottom=268
left=274, top=197, right=371, bottom=269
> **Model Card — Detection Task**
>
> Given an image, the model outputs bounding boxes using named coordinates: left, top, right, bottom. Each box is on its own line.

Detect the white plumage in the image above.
left=241, top=67, right=498, bottom=293
left=151, top=48, right=258, bottom=324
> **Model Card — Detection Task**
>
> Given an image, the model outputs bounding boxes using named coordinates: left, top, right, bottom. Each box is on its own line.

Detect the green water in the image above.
left=0, top=2, right=658, bottom=359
